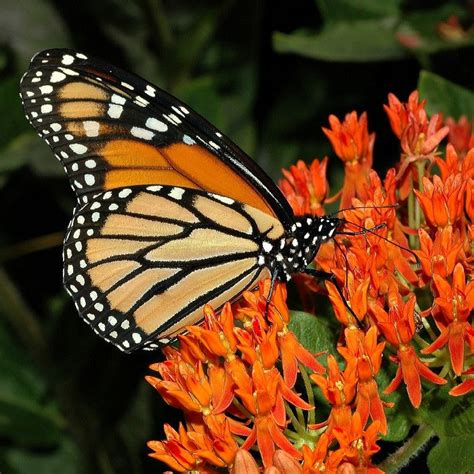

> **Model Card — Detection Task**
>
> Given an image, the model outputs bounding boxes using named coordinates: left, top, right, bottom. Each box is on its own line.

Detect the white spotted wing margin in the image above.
left=62, top=185, right=283, bottom=352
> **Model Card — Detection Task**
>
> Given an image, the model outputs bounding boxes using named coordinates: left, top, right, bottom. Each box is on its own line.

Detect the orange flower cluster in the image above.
left=147, top=90, right=473, bottom=472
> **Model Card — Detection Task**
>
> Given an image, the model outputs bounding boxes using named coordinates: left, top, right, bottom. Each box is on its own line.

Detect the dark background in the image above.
left=0, top=1, right=472, bottom=473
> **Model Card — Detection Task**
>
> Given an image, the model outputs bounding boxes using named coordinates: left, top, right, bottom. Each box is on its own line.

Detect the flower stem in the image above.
left=378, top=423, right=435, bottom=473
left=299, top=364, right=316, bottom=425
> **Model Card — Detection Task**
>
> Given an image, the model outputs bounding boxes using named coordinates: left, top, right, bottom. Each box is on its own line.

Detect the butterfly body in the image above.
left=20, top=49, right=341, bottom=352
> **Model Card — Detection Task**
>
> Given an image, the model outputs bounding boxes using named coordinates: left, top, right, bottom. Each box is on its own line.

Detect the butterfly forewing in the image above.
left=20, top=49, right=293, bottom=224
left=63, top=185, right=280, bottom=352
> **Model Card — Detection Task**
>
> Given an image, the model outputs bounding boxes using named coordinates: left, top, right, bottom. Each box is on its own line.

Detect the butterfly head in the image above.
left=278, top=215, right=342, bottom=277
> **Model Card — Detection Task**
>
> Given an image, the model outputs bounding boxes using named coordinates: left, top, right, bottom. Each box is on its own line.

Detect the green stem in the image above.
left=232, top=399, right=253, bottom=421
left=378, top=423, right=435, bottom=473
left=299, top=363, right=316, bottom=425
left=285, top=403, right=304, bottom=434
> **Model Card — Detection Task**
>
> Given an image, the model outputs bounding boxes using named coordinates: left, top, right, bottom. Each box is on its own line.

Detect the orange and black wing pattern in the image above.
left=20, top=49, right=293, bottom=224
left=62, top=185, right=284, bottom=352
left=20, top=49, right=294, bottom=351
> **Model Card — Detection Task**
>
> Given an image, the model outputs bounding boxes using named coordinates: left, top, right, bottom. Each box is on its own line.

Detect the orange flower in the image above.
left=414, top=174, right=466, bottom=228
left=322, top=111, right=374, bottom=208
left=384, top=90, right=449, bottom=157
left=311, top=355, right=356, bottom=436
left=338, top=327, right=388, bottom=434
left=332, top=412, right=383, bottom=474
left=238, top=281, right=325, bottom=387
left=415, top=226, right=464, bottom=280
left=301, top=434, right=345, bottom=474
left=449, top=366, right=474, bottom=397
left=148, top=420, right=236, bottom=472
left=371, top=290, right=446, bottom=407
left=146, top=358, right=234, bottom=416
left=279, top=158, right=329, bottom=216
left=239, top=362, right=305, bottom=468
left=423, top=263, right=474, bottom=375
left=446, top=115, right=474, bottom=155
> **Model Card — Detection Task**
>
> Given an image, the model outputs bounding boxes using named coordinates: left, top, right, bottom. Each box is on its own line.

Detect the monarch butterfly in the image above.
left=20, top=49, right=344, bottom=353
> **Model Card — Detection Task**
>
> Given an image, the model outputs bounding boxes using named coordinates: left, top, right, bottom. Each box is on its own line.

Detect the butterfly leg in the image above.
left=264, top=267, right=280, bottom=316
left=303, top=268, right=361, bottom=325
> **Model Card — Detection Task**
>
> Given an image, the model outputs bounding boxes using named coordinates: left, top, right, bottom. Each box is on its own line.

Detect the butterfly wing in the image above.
left=20, top=49, right=294, bottom=226
left=64, top=185, right=283, bottom=352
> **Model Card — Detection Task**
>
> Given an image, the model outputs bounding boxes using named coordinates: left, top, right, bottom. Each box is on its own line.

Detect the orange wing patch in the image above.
left=99, top=140, right=277, bottom=217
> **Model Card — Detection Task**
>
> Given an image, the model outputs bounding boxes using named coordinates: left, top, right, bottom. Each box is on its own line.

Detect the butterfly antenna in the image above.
left=338, top=219, right=419, bottom=263
left=329, top=203, right=400, bottom=217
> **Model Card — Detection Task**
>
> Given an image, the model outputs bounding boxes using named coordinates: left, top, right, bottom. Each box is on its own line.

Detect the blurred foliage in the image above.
left=0, top=0, right=472, bottom=472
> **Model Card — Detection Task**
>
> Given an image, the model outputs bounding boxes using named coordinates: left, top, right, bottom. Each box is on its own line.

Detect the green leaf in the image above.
left=398, top=4, right=474, bottom=55
left=273, top=18, right=406, bottom=62
left=3, top=438, right=81, bottom=474
left=0, top=133, right=63, bottom=176
left=0, top=0, right=70, bottom=67
left=418, top=70, right=474, bottom=120
left=418, top=385, right=474, bottom=473
left=428, top=435, right=474, bottom=474
left=0, top=318, right=63, bottom=447
left=316, top=0, right=401, bottom=22
left=289, top=311, right=335, bottom=354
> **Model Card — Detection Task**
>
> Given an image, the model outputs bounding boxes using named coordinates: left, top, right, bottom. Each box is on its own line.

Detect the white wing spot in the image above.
left=132, top=333, right=142, bottom=343
left=50, top=71, right=66, bottom=83
left=85, top=159, right=97, bottom=168
left=50, top=123, right=61, bottom=132
left=70, top=143, right=88, bottom=155
left=39, top=85, right=53, bottom=94
left=109, top=203, right=119, bottom=211
left=118, top=188, right=132, bottom=198
left=121, top=81, right=134, bottom=90
left=145, top=85, right=156, bottom=97
left=121, top=320, right=130, bottom=329
left=76, top=274, right=85, bottom=285
left=210, top=194, right=234, bottom=205
left=83, top=120, right=100, bottom=137
left=61, top=54, right=75, bottom=65
left=95, top=302, right=104, bottom=311
left=146, top=185, right=162, bottom=192
left=179, top=106, right=190, bottom=114
left=108, top=104, right=123, bottom=119
left=108, top=316, right=117, bottom=326
left=168, top=187, right=184, bottom=200
left=145, top=117, right=168, bottom=132
left=41, top=104, right=52, bottom=114
left=131, top=126, right=154, bottom=140
left=75, top=241, right=83, bottom=251
left=111, top=94, right=126, bottom=105
left=183, top=135, right=196, bottom=145
left=91, top=212, right=100, bottom=222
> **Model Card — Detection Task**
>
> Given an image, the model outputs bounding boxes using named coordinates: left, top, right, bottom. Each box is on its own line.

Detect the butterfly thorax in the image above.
left=263, top=214, right=342, bottom=281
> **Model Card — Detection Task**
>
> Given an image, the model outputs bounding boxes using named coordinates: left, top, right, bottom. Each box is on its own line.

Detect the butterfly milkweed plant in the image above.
left=145, top=91, right=474, bottom=473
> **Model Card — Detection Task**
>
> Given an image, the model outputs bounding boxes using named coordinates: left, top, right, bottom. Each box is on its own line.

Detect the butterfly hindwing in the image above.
left=20, top=49, right=294, bottom=224
left=63, top=185, right=282, bottom=351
